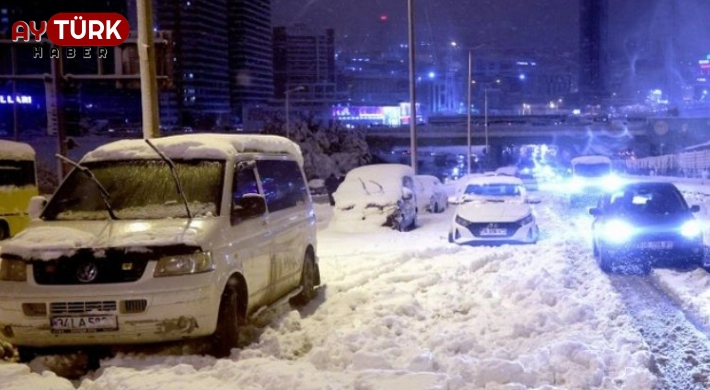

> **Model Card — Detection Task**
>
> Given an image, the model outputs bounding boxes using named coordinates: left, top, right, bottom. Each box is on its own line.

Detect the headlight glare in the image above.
left=604, top=175, right=623, bottom=192
left=681, top=220, right=702, bottom=238
left=154, top=252, right=214, bottom=277
left=0, top=259, right=28, bottom=281
left=569, top=177, right=584, bottom=192
left=603, top=220, right=635, bottom=243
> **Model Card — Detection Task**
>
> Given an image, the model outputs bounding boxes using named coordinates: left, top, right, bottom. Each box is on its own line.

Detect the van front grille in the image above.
left=121, top=299, right=148, bottom=313
left=50, top=301, right=117, bottom=315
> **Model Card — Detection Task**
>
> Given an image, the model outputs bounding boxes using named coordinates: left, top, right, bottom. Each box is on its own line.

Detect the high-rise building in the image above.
left=228, top=0, right=274, bottom=122
left=273, top=24, right=338, bottom=103
left=156, top=0, right=230, bottom=128
left=579, top=0, right=609, bottom=101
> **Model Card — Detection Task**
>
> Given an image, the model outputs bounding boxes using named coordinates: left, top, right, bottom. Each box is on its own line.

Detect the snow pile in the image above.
left=0, top=139, right=35, bottom=161
left=81, top=134, right=303, bottom=166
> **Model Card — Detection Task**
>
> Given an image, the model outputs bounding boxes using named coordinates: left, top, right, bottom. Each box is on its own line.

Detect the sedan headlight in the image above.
left=154, top=252, right=215, bottom=277
left=602, top=219, right=635, bottom=243
left=680, top=220, right=702, bottom=238
left=518, top=214, right=534, bottom=226
left=0, top=259, right=28, bottom=281
left=455, top=215, right=473, bottom=227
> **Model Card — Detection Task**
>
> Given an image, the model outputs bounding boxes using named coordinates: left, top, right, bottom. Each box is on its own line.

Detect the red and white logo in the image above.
left=12, top=13, right=129, bottom=46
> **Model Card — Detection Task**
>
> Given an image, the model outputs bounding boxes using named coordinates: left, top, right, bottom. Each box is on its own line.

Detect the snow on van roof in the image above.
left=571, top=155, right=611, bottom=165
left=81, top=134, right=303, bottom=165
left=0, top=139, right=35, bottom=161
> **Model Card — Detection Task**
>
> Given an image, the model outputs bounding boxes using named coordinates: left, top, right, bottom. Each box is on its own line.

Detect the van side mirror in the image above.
left=27, top=196, right=48, bottom=219
left=690, top=205, right=701, bottom=213
left=589, top=207, right=602, bottom=217
left=232, top=194, right=266, bottom=223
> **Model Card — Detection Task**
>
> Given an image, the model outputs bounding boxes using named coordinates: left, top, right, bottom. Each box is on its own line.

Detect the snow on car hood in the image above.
left=1, top=219, right=213, bottom=261
left=456, top=200, right=531, bottom=223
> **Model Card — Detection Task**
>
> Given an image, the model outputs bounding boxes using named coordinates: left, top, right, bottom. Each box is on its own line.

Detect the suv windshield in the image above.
left=42, top=160, right=225, bottom=220
left=608, top=186, right=687, bottom=215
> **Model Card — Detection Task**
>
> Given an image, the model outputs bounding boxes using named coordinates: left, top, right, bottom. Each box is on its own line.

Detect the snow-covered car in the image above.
left=448, top=175, right=540, bottom=244
left=0, top=134, right=320, bottom=360
left=333, top=164, right=417, bottom=231
left=589, top=181, right=704, bottom=274
left=414, top=175, right=448, bottom=213
left=495, top=166, right=539, bottom=192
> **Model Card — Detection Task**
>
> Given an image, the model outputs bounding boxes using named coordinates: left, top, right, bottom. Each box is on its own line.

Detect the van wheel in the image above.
left=0, top=222, right=9, bottom=241
left=211, top=282, right=241, bottom=358
left=291, top=252, right=317, bottom=306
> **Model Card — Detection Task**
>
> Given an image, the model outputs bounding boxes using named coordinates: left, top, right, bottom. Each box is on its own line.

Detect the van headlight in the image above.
left=569, top=177, right=584, bottom=192
left=0, top=258, right=28, bottom=281
left=681, top=220, right=702, bottom=238
left=604, top=175, right=623, bottom=192
left=154, top=252, right=215, bottom=277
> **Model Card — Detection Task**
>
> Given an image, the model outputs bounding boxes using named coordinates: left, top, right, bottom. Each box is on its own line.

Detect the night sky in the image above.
left=272, top=0, right=710, bottom=60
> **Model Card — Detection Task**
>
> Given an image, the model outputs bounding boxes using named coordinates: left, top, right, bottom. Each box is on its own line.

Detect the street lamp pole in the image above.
left=407, top=0, right=418, bottom=174
left=467, top=50, right=472, bottom=175
left=484, top=88, right=489, bottom=152
left=284, top=86, right=304, bottom=139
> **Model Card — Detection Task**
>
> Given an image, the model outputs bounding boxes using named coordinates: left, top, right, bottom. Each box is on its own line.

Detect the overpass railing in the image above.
left=626, top=150, right=710, bottom=178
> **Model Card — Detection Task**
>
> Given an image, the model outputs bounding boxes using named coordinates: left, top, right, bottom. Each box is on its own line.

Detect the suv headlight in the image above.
left=681, top=220, right=702, bottom=238
left=154, top=252, right=215, bottom=277
left=0, top=258, right=28, bottom=281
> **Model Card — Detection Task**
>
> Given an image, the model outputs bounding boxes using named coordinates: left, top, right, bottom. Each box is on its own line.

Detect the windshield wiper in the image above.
left=368, top=180, right=384, bottom=193
left=358, top=178, right=371, bottom=195
left=145, top=139, right=192, bottom=219
left=55, top=154, right=118, bottom=220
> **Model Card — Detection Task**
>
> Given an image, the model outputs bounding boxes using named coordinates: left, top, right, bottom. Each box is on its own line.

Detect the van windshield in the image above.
left=0, top=160, right=36, bottom=187
left=42, top=159, right=225, bottom=220
left=573, top=163, right=611, bottom=177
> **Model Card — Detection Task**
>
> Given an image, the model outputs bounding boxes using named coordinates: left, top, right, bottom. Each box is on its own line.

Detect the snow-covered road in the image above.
left=3, top=186, right=710, bottom=389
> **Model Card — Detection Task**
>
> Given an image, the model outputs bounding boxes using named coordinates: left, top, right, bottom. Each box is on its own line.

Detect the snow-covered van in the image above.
left=568, top=155, right=621, bottom=206
left=0, top=134, right=320, bottom=359
left=0, top=140, right=39, bottom=240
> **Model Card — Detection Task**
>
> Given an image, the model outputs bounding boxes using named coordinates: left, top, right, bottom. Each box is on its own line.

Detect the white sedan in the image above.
left=448, top=175, right=540, bottom=244
left=414, top=175, right=449, bottom=213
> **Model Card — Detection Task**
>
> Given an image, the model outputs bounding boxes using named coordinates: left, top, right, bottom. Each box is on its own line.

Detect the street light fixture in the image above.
left=284, top=86, right=305, bottom=139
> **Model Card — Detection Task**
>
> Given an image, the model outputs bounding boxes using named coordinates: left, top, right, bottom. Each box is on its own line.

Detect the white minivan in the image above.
left=0, top=134, right=320, bottom=359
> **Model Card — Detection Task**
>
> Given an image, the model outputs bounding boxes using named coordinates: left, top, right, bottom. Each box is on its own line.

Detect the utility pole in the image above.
left=49, top=52, right=69, bottom=178
left=467, top=50, right=472, bottom=175
left=407, top=0, right=418, bottom=174
left=137, top=0, right=160, bottom=139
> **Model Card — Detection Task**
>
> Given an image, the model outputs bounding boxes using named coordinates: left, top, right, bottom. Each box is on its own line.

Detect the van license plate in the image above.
left=480, top=228, right=507, bottom=236
left=638, top=241, right=673, bottom=250
left=50, top=315, right=118, bottom=333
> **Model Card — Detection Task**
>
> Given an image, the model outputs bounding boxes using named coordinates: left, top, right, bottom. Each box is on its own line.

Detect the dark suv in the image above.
left=589, top=181, right=704, bottom=274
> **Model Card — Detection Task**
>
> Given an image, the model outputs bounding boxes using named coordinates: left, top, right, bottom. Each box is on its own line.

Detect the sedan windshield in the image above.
left=42, top=160, right=225, bottom=220
left=464, top=183, right=522, bottom=197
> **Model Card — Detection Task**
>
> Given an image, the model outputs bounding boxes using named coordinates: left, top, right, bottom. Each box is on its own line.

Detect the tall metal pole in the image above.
left=407, top=0, right=418, bottom=174
left=484, top=88, right=489, bottom=169
left=51, top=52, right=69, bottom=179
left=137, top=0, right=160, bottom=139
left=466, top=50, right=472, bottom=174
left=285, top=91, right=290, bottom=139
left=11, top=45, right=18, bottom=141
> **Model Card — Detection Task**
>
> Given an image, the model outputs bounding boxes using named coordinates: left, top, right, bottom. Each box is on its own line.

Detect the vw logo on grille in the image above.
left=76, top=262, right=99, bottom=283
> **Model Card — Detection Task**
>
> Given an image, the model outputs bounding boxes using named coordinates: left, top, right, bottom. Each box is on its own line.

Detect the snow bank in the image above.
left=0, top=139, right=35, bottom=161
left=81, top=134, right=303, bottom=166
